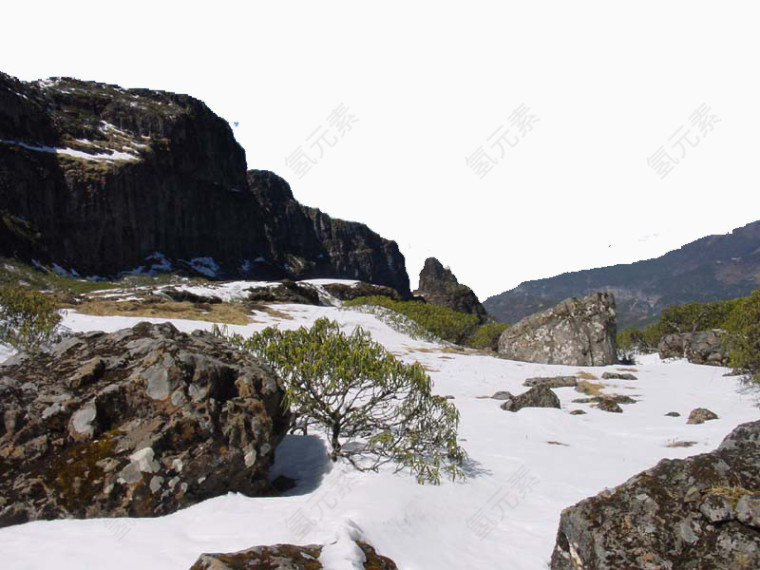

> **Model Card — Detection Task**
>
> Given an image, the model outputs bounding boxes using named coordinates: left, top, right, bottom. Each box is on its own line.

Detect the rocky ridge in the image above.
left=484, top=220, right=760, bottom=329
left=0, top=72, right=411, bottom=296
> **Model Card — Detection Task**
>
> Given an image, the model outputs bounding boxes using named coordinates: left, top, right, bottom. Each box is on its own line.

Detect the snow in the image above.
left=52, top=263, right=80, bottom=278
left=0, top=343, right=16, bottom=364
left=0, top=139, right=140, bottom=162
left=2, top=296, right=758, bottom=570
left=187, top=257, right=220, bottom=278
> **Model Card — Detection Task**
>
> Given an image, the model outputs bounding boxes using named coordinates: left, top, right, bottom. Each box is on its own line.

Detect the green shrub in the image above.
left=616, top=328, right=648, bottom=360
left=724, top=290, right=760, bottom=384
left=626, top=298, right=745, bottom=354
left=464, top=321, right=510, bottom=351
left=0, top=284, right=62, bottom=352
left=345, top=296, right=479, bottom=345
left=217, top=318, right=466, bottom=484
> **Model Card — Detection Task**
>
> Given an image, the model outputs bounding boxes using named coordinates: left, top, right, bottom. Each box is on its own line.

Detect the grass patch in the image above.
left=345, top=296, right=479, bottom=344
left=575, top=380, right=605, bottom=396
left=75, top=299, right=253, bottom=325
left=666, top=440, right=697, bottom=448
left=345, top=295, right=508, bottom=349
left=576, top=371, right=599, bottom=380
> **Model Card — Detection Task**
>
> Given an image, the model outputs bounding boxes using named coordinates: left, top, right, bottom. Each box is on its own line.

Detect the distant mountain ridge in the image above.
left=0, top=72, right=411, bottom=296
left=484, top=221, right=760, bottom=329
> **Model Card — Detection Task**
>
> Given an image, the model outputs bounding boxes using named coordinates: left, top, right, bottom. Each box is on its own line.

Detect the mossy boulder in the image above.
left=0, top=322, right=290, bottom=527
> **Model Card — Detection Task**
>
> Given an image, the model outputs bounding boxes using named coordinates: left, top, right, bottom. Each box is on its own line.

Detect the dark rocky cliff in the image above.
left=0, top=72, right=410, bottom=296
left=484, top=221, right=760, bottom=329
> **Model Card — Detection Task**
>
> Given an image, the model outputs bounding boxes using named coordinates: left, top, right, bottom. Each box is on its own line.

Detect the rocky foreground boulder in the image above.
left=498, top=292, right=617, bottom=366
left=0, top=322, right=290, bottom=527
left=658, top=330, right=730, bottom=366
left=413, top=257, right=488, bottom=322
left=550, top=419, right=760, bottom=569
left=189, top=541, right=398, bottom=569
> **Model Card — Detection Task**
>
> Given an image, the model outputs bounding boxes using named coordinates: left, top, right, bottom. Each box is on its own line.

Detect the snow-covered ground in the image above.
left=1, top=295, right=758, bottom=569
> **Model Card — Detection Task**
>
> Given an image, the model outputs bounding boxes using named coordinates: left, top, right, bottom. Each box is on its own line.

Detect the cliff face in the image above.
left=484, top=221, right=760, bottom=328
left=0, top=72, right=410, bottom=296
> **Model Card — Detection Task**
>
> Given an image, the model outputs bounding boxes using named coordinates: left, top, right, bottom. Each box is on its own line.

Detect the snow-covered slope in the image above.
left=1, top=293, right=758, bottom=570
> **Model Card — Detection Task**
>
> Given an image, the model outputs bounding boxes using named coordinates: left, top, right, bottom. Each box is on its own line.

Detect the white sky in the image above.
left=3, top=1, right=759, bottom=299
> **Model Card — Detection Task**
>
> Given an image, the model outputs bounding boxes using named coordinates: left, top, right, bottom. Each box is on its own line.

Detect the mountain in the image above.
left=0, top=72, right=411, bottom=296
left=484, top=221, right=760, bottom=329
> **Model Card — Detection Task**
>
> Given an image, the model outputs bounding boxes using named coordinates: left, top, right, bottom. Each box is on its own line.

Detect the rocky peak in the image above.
left=414, top=257, right=488, bottom=321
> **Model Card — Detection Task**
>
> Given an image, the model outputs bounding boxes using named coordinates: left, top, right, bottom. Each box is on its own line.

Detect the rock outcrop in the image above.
left=658, top=330, right=730, bottom=366
left=188, top=541, right=398, bottom=570
left=550, top=419, right=760, bottom=570
left=0, top=322, right=290, bottom=527
left=497, top=293, right=617, bottom=366
left=0, top=72, right=410, bottom=296
left=413, top=258, right=488, bottom=321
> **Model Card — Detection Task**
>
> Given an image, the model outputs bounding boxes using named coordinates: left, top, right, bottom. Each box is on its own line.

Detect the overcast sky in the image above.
left=3, top=1, right=759, bottom=299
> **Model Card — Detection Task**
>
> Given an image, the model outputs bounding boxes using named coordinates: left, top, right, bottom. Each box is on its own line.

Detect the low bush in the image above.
left=0, top=284, right=62, bottom=352
left=218, top=318, right=467, bottom=484
left=464, top=321, right=510, bottom=351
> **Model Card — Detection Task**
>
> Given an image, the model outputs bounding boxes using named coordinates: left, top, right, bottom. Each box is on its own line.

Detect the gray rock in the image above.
left=0, top=322, right=290, bottom=528
left=500, top=386, right=561, bottom=412
left=688, top=407, right=719, bottom=425
left=658, top=330, right=730, bottom=366
left=736, top=495, right=760, bottom=529
left=666, top=411, right=681, bottom=417
left=491, top=391, right=513, bottom=400
left=523, top=376, right=578, bottom=389
left=596, top=398, right=623, bottom=413
left=188, top=541, right=398, bottom=569
left=601, top=371, right=637, bottom=380
left=498, top=293, right=617, bottom=366
left=550, top=419, right=760, bottom=570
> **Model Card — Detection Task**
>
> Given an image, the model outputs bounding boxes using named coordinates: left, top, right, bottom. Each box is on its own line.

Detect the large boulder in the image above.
left=413, top=257, right=488, bottom=322
left=497, top=292, right=617, bottom=366
left=658, top=330, right=730, bottom=366
left=189, top=541, right=398, bottom=569
left=0, top=322, right=290, bottom=527
left=550, top=419, right=760, bottom=570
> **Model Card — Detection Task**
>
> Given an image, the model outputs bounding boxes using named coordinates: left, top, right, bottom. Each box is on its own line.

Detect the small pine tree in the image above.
left=0, top=284, right=62, bottom=352
left=219, top=318, right=467, bottom=484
